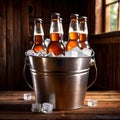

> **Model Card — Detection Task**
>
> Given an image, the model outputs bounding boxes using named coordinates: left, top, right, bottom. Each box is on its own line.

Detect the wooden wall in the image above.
left=0, top=0, right=89, bottom=90
left=89, top=32, right=120, bottom=90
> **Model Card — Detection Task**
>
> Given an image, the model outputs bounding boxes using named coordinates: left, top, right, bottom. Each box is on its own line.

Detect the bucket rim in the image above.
left=26, top=55, right=93, bottom=60
left=26, top=54, right=94, bottom=59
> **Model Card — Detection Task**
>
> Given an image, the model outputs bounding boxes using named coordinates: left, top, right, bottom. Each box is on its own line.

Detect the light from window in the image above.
left=105, top=0, right=119, bottom=32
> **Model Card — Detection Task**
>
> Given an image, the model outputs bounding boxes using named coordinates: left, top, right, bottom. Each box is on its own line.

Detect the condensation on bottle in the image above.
left=47, top=13, right=65, bottom=56
left=66, top=14, right=80, bottom=51
left=79, top=16, right=90, bottom=49
left=59, top=18, right=64, bottom=42
left=32, top=18, right=46, bottom=53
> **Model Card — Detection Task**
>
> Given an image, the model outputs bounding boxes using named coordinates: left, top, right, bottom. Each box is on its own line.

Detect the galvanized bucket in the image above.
left=24, top=54, right=97, bottom=110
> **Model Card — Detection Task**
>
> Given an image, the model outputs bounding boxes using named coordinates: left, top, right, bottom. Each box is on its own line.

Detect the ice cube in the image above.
left=46, top=52, right=55, bottom=57
left=23, top=93, right=32, bottom=100
left=82, top=48, right=92, bottom=56
left=87, top=99, right=97, bottom=107
left=37, top=50, right=47, bottom=57
left=25, top=49, right=35, bottom=56
left=65, top=47, right=82, bottom=57
left=44, top=38, right=50, bottom=48
left=31, top=103, right=41, bottom=112
left=56, top=54, right=64, bottom=57
left=71, top=46, right=82, bottom=52
left=41, top=102, right=53, bottom=113
left=71, top=51, right=78, bottom=57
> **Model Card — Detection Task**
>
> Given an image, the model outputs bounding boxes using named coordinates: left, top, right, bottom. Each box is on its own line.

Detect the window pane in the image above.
left=105, top=2, right=118, bottom=32
left=110, top=3, right=118, bottom=31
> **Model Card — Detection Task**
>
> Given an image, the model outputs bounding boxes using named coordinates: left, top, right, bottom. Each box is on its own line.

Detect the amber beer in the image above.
left=32, top=34, right=45, bottom=53
left=66, top=14, right=80, bottom=51
left=66, top=31, right=79, bottom=50
left=47, top=13, right=65, bottom=55
left=79, top=33, right=89, bottom=49
left=50, top=32, right=60, bottom=41
left=48, top=32, right=64, bottom=55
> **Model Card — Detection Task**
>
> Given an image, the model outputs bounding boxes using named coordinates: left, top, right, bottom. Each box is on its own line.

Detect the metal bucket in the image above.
left=24, top=55, right=97, bottom=110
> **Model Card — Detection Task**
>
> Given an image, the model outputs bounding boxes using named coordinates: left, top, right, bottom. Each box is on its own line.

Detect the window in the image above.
left=105, top=0, right=119, bottom=32
left=95, top=0, right=120, bottom=34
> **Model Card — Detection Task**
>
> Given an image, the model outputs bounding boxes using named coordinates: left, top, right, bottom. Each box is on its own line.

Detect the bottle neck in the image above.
left=79, top=17, right=88, bottom=41
left=60, top=18, right=64, bottom=41
left=69, top=15, right=79, bottom=41
left=79, top=21, right=88, bottom=34
left=50, top=14, right=61, bottom=41
left=33, top=18, right=44, bottom=44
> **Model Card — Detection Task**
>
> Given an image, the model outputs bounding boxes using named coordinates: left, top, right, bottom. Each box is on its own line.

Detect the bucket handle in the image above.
left=23, top=56, right=34, bottom=90
left=87, top=50, right=97, bottom=89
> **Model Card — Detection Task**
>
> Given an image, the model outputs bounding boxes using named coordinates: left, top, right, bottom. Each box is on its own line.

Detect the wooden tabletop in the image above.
left=0, top=91, right=120, bottom=120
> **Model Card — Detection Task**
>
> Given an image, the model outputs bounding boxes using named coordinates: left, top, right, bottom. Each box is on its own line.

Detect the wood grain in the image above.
left=0, top=91, right=120, bottom=120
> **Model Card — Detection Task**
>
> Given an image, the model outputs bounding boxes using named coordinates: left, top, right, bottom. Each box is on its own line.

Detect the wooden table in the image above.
left=0, top=91, right=120, bottom=120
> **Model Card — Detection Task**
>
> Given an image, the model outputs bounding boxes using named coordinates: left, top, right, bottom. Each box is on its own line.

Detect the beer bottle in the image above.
left=47, top=13, right=65, bottom=55
left=32, top=18, right=46, bottom=53
left=66, top=14, right=80, bottom=51
left=79, top=16, right=90, bottom=49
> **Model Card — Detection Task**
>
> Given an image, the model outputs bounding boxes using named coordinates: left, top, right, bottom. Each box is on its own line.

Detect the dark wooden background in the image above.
left=0, top=0, right=120, bottom=90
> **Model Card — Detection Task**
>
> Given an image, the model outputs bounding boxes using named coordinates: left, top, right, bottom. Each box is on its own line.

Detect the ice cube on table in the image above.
left=87, top=99, right=97, bottom=107
left=41, top=102, right=53, bottom=113
left=23, top=93, right=32, bottom=100
left=31, top=103, right=41, bottom=112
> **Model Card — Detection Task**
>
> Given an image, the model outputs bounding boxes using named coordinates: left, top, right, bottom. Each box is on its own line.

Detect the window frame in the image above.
left=95, top=0, right=120, bottom=34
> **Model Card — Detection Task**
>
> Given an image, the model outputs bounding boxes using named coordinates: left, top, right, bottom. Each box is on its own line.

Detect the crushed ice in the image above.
left=25, top=47, right=92, bottom=58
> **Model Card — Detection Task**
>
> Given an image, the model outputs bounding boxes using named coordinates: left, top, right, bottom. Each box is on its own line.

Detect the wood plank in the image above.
left=0, top=109, right=120, bottom=120
left=0, top=112, right=120, bottom=120
left=0, top=91, right=120, bottom=119
left=40, top=0, right=52, bottom=18
left=0, top=0, right=6, bottom=90
left=13, top=0, right=22, bottom=90
left=21, top=0, right=31, bottom=90
left=28, top=0, right=35, bottom=48
left=6, top=0, right=14, bottom=90
left=34, top=0, right=42, bottom=17
left=95, top=0, right=103, bottom=34
left=0, top=91, right=120, bottom=108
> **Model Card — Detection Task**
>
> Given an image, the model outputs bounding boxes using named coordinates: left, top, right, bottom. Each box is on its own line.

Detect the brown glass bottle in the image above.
left=32, top=18, right=46, bottom=53
left=66, top=14, right=80, bottom=51
left=79, top=16, right=90, bottom=49
left=47, top=13, right=65, bottom=55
